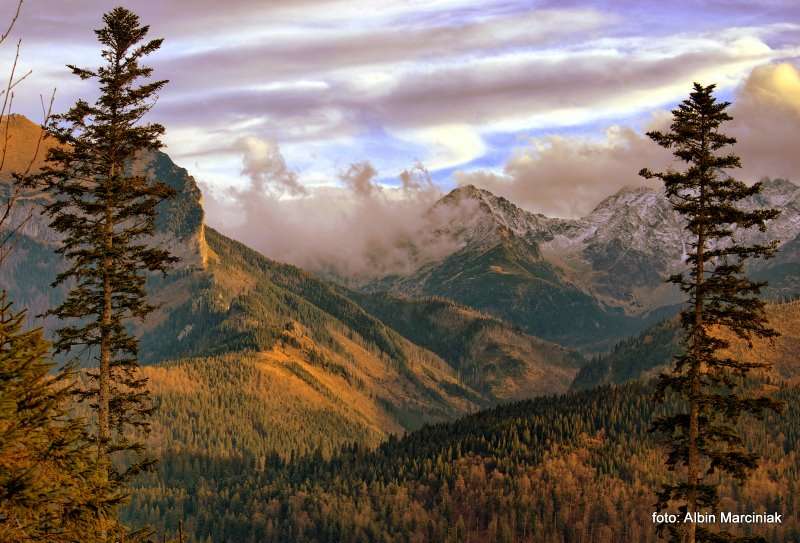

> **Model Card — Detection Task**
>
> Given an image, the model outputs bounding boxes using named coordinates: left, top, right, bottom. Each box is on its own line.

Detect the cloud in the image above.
left=456, top=121, right=674, bottom=218
left=206, top=141, right=461, bottom=279
left=339, top=162, right=379, bottom=198
left=149, top=26, right=793, bottom=135
left=729, top=62, right=800, bottom=182
left=457, top=62, right=800, bottom=218
left=203, top=61, right=800, bottom=278
left=7, top=0, right=799, bottom=187
left=389, top=124, right=486, bottom=171
left=7, top=0, right=800, bottom=270
left=235, top=136, right=307, bottom=197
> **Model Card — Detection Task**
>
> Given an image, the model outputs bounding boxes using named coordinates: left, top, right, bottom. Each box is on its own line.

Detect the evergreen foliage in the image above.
left=571, top=316, right=683, bottom=391
left=0, top=294, right=115, bottom=542
left=640, top=83, right=782, bottom=543
left=125, top=381, right=800, bottom=542
left=352, top=292, right=582, bottom=398
left=572, top=299, right=800, bottom=391
left=34, top=7, right=176, bottom=539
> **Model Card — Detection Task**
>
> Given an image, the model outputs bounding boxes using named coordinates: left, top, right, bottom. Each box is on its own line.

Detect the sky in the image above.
left=3, top=0, right=800, bottom=275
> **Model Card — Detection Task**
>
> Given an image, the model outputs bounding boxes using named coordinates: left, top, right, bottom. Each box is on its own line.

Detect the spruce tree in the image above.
left=35, top=6, right=176, bottom=531
left=640, top=83, right=782, bottom=543
left=0, top=294, right=113, bottom=542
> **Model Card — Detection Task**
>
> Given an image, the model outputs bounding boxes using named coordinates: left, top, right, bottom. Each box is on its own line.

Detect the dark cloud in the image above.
left=372, top=47, right=767, bottom=129
left=152, top=8, right=609, bottom=91
left=148, top=31, right=785, bottom=153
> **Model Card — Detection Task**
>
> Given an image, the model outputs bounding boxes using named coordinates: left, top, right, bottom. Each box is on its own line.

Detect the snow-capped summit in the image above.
left=403, top=180, right=800, bottom=321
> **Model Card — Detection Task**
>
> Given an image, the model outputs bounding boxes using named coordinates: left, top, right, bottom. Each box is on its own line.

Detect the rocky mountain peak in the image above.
left=435, top=184, right=559, bottom=247
left=587, top=185, right=663, bottom=220
left=419, top=178, right=800, bottom=319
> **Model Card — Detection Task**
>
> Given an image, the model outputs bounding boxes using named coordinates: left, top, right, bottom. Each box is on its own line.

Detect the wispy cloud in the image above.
left=7, top=1, right=799, bottom=188
left=203, top=145, right=460, bottom=278
left=3, top=0, right=800, bottom=271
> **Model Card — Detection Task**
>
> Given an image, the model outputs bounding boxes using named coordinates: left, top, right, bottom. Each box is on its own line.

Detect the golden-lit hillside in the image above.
left=718, top=300, right=800, bottom=384
left=574, top=299, right=800, bottom=389
left=0, top=114, right=55, bottom=176
left=142, top=318, right=482, bottom=459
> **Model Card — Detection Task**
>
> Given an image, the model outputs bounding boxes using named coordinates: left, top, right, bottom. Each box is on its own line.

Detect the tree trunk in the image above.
left=687, top=169, right=708, bottom=543
left=98, top=160, right=115, bottom=462
left=97, top=161, right=115, bottom=543
left=687, top=368, right=699, bottom=543
left=99, top=51, right=122, bottom=466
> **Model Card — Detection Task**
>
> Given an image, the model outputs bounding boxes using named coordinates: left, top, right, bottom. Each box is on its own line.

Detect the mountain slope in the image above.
left=350, top=293, right=583, bottom=401
left=572, top=299, right=800, bottom=390
left=367, top=186, right=676, bottom=348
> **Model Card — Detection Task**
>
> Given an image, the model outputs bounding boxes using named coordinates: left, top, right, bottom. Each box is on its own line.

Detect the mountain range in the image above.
left=0, top=115, right=581, bottom=455
left=363, top=178, right=800, bottom=349
left=3, top=114, right=800, bottom=429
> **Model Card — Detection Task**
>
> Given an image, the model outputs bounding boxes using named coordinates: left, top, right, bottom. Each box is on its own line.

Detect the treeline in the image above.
left=126, top=381, right=800, bottom=543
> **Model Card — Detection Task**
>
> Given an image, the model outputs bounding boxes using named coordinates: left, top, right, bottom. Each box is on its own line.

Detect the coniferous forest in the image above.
left=2, top=2, right=800, bottom=543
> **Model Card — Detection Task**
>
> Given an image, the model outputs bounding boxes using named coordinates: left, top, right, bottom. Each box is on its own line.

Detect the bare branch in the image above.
left=0, top=89, right=54, bottom=239
left=0, top=1, right=59, bottom=269
left=0, top=0, right=23, bottom=47
left=0, top=39, right=23, bottom=172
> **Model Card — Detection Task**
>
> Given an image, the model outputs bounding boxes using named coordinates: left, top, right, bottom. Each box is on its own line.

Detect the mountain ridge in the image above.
left=360, top=178, right=800, bottom=349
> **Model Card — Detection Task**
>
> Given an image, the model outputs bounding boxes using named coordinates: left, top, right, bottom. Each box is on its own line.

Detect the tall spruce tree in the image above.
left=0, top=2, right=118, bottom=541
left=36, top=6, right=176, bottom=528
left=640, top=83, right=782, bottom=543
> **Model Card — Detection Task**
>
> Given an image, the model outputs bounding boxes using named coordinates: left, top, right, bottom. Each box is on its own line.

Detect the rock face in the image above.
left=0, top=116, right=209, bottom=330
left=366, top=180, right=800, bottom=349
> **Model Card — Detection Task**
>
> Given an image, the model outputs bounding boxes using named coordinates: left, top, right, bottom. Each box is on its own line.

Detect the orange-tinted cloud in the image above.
left=458, top=62, right=800, bottom=218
